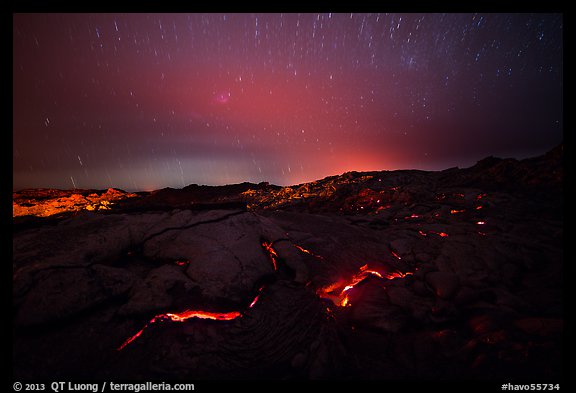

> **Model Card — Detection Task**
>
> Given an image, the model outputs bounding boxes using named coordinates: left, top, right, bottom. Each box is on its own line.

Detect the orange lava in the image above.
left=261, top=241, right=279, bottom=270
left=317, top=264, right=412, bottom=307
left=249, top=294, right=260, bottom=308
left=382, top=271, right=413, bottom=280
left=294, top=244, right=324, bottom=260
left=117, top=288, right=264, bottom=351
left=165, top=310, right=241, bottom=321
left=249, top=287, right=264, bottom=308
left=450, top=209, right=465, bottom=214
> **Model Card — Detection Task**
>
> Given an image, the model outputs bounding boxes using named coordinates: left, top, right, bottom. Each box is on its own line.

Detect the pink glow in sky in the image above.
left=13, top=13, right=562, bottom=191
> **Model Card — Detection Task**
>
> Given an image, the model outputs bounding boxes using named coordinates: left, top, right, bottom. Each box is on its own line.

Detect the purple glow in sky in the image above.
left=13, top=13, right=562, bottom=191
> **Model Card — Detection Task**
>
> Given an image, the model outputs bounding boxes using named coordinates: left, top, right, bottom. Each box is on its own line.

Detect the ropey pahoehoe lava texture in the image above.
left=12, top=146, right=562, bottom=380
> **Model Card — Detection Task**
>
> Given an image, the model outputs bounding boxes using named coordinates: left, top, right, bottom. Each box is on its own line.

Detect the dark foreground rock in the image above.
left=13, top=146, right=563, bottom=380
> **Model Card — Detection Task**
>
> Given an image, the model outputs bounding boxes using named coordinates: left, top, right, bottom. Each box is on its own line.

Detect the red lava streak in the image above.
left=249, top=287, right=264, bottom=308
left=249, top=294, right=260, bottom=308
left=294, top=244, right=324, bottom=260
left=318, top=264, right=413, bottom=307
left=166, top=310, right=241, bottom=321
left=117, top=289, right=264, bottom=350
left=261, top=241, right=279, bottom=270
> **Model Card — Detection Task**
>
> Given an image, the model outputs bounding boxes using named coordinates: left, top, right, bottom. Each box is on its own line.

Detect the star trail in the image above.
left=13, top=13, right=562, bottom=191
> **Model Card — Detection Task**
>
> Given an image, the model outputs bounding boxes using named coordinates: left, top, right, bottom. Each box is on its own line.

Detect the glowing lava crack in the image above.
left=317, top=264, right=413, bottom=307
left=117, top=290, right=262, bottom=351
left=119, top=242, right=282, bottom=351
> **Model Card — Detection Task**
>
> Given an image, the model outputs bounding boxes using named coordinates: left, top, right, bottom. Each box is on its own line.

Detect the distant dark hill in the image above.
left=115, top=181, right=281, bottom=212
left=437, top=143, right=563, bottom=191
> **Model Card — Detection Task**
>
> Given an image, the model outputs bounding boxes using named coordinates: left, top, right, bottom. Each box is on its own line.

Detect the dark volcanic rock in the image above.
left=141, top=210, right=308, bottom=304
left=425, top=271, right=461, bottom=299
left=115, top=281, right=345, bottom=380
left=119, top=264, right=195, bottom=316
left=12, top=145, right=563, bottom=380
left=15, top=265, right=134, bottom=326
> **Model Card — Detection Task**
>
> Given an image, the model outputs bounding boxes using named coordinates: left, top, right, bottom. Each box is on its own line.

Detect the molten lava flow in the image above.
left=418, top=230, right=428, bottom=237
left=117, top=310, right=242, bottom=350
left=374, top=204, right=392, bottom=215
left=174, top=260, right=190, bottom=267
left=117, top=328, right=146, bottom=351
left=382, top=271, right=413, bottom=280
left=249, top=294, right=260, bottom=308
left=261, top=241, right=279, bottom=271
left=404, top=214, right=420, bottom=219
left=450, top=209, right=465, bottom=214
left=294, top=244, right=324, bottom=260
left=165, top=310, right=241, bottom=321
left=475, top=205, right=483, bottom=210
left=430, top=231, right=449, bottom=237
left=390, top=250, right=402, bottom=260
left=476, top=221, right=486, bottom=225
left=317, top=264, right=413, bottom=307
left=117, top=287, right=265, bottom=351
left=249, top=286, right=264, bottom=308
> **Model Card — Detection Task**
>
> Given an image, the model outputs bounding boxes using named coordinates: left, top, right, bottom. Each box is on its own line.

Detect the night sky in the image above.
left=13, top=13, right=563, bottom=191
